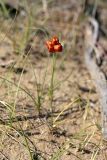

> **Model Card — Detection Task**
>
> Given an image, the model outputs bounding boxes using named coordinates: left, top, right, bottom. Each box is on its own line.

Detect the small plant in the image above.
left=45, top=36, right=63, bottom=127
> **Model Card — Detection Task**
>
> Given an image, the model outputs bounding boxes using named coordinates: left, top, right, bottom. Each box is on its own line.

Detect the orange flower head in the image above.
left=45, top=36, right=63, bottom=53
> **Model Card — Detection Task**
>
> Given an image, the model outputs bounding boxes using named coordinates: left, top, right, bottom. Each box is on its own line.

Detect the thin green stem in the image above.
left=49, top=54, right=57, bottom=126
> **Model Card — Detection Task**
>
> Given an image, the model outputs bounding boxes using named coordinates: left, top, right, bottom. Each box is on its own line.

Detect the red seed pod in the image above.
left=52, top=36, right=59, bottom=45
left=46, top=40, right=54, bottom=52
left=54, top=43, right=62, bottom=52
left=47, top=44, right=55, bottom=52
left=46, top=40, right=53, bottom=47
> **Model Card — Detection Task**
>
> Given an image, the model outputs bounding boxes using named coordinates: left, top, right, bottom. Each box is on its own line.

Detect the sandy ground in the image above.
left=0, top=0, right=107, bottom=159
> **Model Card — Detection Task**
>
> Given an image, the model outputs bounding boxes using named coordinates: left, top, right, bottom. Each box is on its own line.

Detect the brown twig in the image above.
left=84, top=17, right=107, bottom=139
